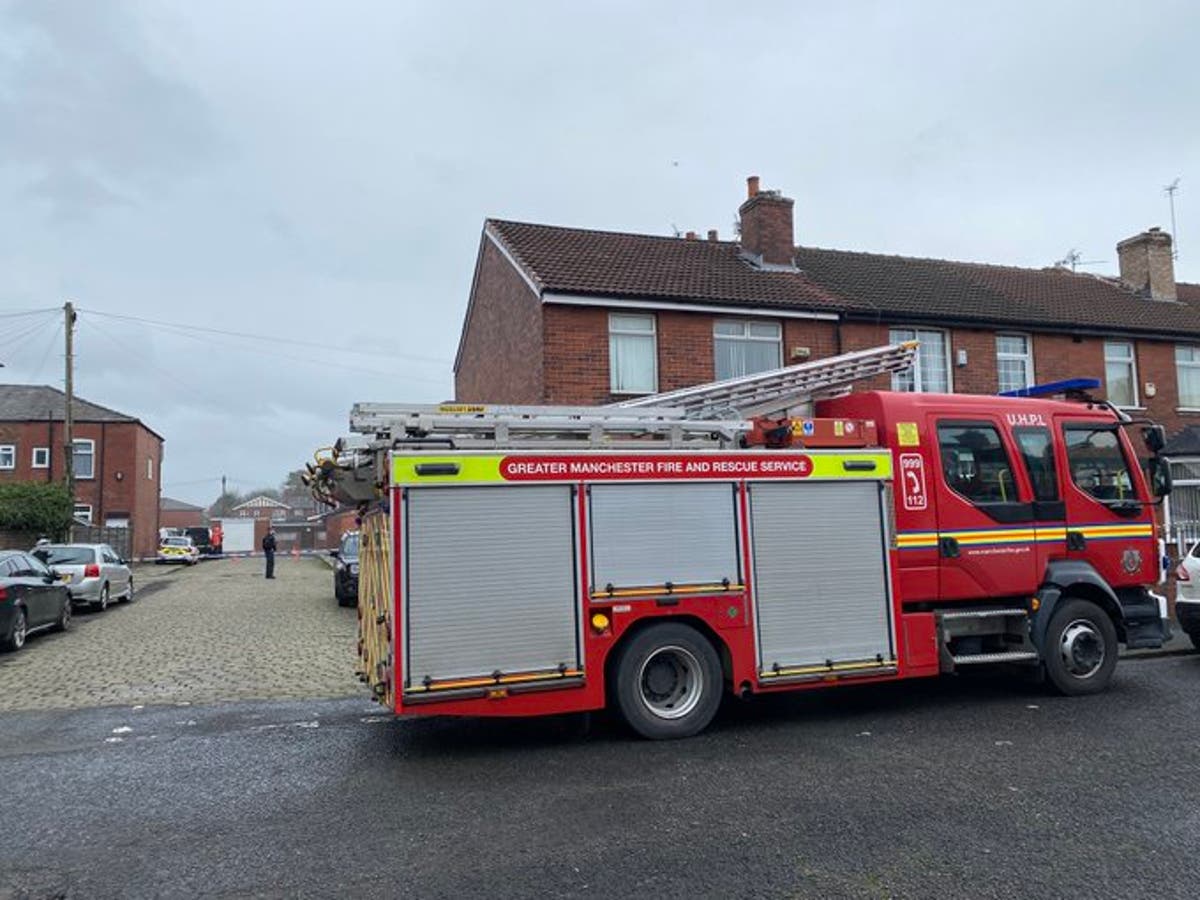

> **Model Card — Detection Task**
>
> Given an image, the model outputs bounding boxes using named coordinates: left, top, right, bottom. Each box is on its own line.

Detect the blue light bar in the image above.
left=999, top=378, right=1102, bottom=398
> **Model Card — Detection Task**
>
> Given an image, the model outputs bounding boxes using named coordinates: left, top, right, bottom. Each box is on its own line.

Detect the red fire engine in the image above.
left=310, top=343, right=1173, bottom=739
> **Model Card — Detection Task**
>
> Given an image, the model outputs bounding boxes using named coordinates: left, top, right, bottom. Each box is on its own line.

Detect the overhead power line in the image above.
left=80, top=308, right=451, bottom=365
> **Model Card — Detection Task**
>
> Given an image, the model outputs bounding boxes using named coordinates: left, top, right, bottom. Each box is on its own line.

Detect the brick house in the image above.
left=0, top=385, right=163, bottom=558
left=454, top=175, right=1200, bottom=542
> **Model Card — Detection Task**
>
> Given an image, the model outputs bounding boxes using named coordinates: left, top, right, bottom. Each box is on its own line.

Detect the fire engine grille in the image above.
left=404, top=485, right=581, bottom=688
left=750, top=480, right=894, bottom=673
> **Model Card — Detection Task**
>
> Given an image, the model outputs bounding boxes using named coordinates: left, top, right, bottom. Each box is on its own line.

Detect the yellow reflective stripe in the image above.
left=761, top=659, right=897, bottom=678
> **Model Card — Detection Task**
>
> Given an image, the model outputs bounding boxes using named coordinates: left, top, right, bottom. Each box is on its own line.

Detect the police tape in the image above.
left=128, top=549, right=333, bottom=564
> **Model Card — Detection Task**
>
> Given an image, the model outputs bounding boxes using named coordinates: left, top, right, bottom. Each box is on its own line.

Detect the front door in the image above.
left=931, top=418, right=1038, bottom=601
left=1057, top=419, right=1157, bottom=589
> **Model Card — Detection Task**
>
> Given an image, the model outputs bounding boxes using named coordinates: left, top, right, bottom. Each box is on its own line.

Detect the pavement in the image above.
left=0, top=555, right=358, bottom=711
left=1, top=656, right=1199, bottom=899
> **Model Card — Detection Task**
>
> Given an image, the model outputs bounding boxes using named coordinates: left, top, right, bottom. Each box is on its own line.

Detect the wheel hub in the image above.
left=1060, top=620, right=1105, bottom=678
left=637, top=645, right=704, bottom=720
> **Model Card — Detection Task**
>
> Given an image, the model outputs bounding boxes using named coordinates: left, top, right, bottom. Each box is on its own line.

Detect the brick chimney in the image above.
left=1117, top=227, right=1176, bottom=301
left=738, top=175, right=795, bottom=267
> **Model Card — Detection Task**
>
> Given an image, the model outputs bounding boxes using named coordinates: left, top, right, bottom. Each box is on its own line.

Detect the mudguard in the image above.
left=1033, top=560, right=1124, bottom=651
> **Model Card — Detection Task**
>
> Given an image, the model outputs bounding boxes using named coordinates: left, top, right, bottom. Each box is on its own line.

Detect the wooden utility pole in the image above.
left=64, top=302, right=76, bottom=535
left=221, top=475, right=228, bottom=515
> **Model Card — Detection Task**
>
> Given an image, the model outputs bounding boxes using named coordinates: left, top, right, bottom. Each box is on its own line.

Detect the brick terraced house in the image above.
left=0, top=385, right=163, bottom=558
left=454, top=176, right=1200, bottom=543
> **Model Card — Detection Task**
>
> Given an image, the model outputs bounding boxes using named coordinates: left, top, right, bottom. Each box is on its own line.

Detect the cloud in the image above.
left=0, top=0, right=223, bottom=220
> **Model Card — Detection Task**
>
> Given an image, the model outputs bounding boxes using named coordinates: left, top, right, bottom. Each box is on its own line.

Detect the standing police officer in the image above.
left=262, top=525, right=277, bottom=579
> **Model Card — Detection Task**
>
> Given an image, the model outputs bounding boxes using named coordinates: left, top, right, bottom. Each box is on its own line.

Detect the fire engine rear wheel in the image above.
left=1043, top=598, right=1118, bottom=696
left=612, top=623, right=722, bottom=740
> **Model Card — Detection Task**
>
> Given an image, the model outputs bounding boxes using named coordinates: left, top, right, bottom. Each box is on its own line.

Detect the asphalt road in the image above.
left=3, top=656, right=1199, bottom=899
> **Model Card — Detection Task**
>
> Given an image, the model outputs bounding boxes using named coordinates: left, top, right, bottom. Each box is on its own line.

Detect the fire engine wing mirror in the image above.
left=1142, top=425, right=1166, bottom=454
left=1149, top=456, right=1173, bottom=498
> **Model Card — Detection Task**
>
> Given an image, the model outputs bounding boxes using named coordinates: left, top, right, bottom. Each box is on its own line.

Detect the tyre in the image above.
left=1043, top=598, right=1119, bottom=696
left=56, top=597, right=71, bottom=632
left=3, top=607, right=26, bottom=652
left=122, top=578, right=135, bottom=603
left=91, top=585, right=110, bottom=613
left=611, top=622, right=723, bottom=740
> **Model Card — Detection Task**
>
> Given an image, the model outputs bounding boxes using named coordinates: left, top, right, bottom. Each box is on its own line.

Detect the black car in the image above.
left=0, top=549, right=71, bottom=652
left=331, top=531, right=359, bottom=607
left=184, top=527, right=216, bottom=556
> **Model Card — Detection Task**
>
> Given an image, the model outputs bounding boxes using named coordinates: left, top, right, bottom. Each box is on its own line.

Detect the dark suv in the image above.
left=332, top=531, right=359, bottom=607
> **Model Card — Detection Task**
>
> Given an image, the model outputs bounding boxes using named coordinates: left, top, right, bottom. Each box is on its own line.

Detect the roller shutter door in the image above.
left=750, top=481, right=893, bottom=671
left=589, top=483, right=739, bottom=592
left=405, top=485, right=579, bottom=685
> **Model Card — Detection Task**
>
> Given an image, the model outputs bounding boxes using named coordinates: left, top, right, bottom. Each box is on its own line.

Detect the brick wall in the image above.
left=454, top=234, right=545, bottom=403
left=160, top=508, right=205, bottom=530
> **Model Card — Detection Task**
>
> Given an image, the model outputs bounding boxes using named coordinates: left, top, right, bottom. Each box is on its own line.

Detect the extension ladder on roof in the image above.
left=613, top=341, right=918, bottom=420
left=344, top=342, right=918, bottom=450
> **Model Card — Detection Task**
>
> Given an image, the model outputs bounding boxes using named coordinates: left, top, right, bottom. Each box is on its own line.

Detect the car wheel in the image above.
left=3, top=607, right=26, bottom=651
left=123, top=579, right=135, bottom=603
left=91, top=585, right=110, bottom=613
left=1042, top=598, right=1119, bottom=696
left=611, top=622, right=723, bottom=740
left=56, top=598, right=72, bottom=632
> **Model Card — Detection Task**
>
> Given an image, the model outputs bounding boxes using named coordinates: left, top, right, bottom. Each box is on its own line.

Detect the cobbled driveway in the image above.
left=0, top=556, right=359, bottom=711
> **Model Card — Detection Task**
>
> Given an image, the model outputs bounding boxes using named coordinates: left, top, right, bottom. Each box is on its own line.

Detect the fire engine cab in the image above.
left=310, top=343, right=1173, bottom=739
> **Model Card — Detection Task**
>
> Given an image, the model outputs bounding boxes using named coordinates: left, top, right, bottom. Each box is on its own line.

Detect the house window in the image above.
left=609, top=313, right=657, bottom=394
left=32, top=447, right=50, bottom=469
left=889, top=328, right=950, bottom=393
left=714, top=320, right=782, bottom=380
left=73, top=439, right=95, bottom=479
left=73, top=503, right=93, bottom=524
left=996, top=333, right=1034, bottom=394
left=1168, top=458, right=1200, bottom=547
left=147, top=457, right=154, bottom=480
left=1103, top=341, right=1138, bottom=408
left=0, top=445, right=14, bottom=470
left=1177, top=345, right=1200, bottom=408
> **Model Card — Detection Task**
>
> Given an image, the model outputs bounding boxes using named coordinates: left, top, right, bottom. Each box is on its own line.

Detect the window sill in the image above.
left=610, top=390, right=658, bottom=397
left=1177, top=408, right=1200, bottom=415
left=1115, top=406, right=1146, bottom=412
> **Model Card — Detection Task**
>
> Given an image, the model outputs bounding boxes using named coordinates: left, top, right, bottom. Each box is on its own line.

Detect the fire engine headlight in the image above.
left=591, top=613, right=610, bottom=632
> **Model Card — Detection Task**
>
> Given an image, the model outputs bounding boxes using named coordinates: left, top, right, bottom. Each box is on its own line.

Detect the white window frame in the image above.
left=147, top=457, right=154, bottom=480
left=713, top=319, right=783, bottom=380
left=0, top=445, right=14, bottom=470
left=608, top=313, right=658, bottom=395
left=1176, top=345, right=1200, bottom=410
left=73, top=503, right=93, bottom=524
left=889, top=327, right=952, bottom=393
left=32, top=446, right=50, bottom=469
left=995, top=333, right=1034, bottom=393
left=73, top=438, right=96, bottom=480
left=1103, top=340, right=1139, bottom=409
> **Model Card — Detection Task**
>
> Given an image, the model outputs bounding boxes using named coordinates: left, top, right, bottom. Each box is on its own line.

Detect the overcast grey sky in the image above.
left=1, top=0, right=1197, bottom=506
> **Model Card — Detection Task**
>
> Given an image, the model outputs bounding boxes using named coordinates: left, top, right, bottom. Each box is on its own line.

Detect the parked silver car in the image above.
left=31, top=543, right=134, bottom=612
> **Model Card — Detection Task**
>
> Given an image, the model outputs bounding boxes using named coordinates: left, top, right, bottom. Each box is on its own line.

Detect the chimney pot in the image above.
left=685, top=230, right=697, bottom=240
left=707, top=229, right=718, bottom=242
left=747, top=175, right=760, bottom=198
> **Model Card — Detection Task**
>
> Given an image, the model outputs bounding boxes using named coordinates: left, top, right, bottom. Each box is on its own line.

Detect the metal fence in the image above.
left=70, top=521, right=132, bottom=560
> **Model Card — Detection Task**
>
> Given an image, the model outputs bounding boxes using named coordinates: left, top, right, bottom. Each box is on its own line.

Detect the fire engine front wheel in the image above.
left=1043, top=598, right=1119, bottom=696
left=612, top=623, right=723, bottom=740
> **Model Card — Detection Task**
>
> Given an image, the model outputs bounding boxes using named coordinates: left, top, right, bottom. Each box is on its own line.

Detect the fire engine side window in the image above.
left=936, top=423, right=1018, bottom=505
left=1013, top=427, right=1059, bottom=501
left=1063, top=425, right=1135, bottom=502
